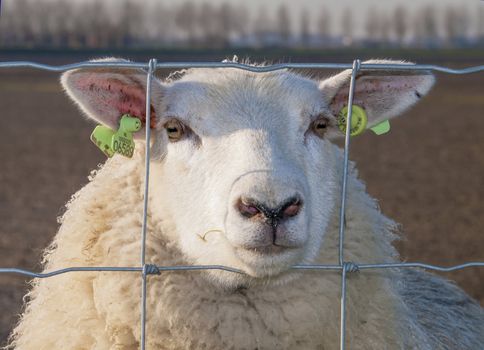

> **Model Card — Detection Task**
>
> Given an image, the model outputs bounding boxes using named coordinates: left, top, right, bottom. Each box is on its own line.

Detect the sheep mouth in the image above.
left=233, top=244, right=303, bottom=278
left=241, top=244, right=289, bottom=255
left=235, top=243, right=302, bottom=257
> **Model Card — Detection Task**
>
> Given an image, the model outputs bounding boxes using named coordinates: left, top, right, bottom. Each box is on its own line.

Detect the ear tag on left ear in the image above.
left=91, top=125, right=115, bottom=158
left=337, top=105, right=368, bottom=137
left=90, top=114, right=141, bottom=158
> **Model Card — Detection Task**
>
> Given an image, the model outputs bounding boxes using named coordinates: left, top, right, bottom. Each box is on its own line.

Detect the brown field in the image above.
left=0, top=51, right=483, bottom=344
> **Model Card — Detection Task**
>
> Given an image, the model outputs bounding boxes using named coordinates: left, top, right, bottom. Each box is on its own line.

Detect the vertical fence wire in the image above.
left=338, top=58, right=361, bottom=265
left=340, top=266, right=349, bottom=350
left=140, top=58, right=157, bottom=350
left=338, top=58, right=361, bottom=349
left=0, top=59, right=482, bottom=350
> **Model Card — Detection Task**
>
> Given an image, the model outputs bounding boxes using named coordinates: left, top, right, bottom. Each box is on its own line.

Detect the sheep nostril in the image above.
left=237, top=199, right=261, bottom=218
left=281, top=198, right=302, bottom=218
left=283, top=203, right=301, bottom=218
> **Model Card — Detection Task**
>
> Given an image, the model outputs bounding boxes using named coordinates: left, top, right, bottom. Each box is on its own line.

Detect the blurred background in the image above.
left=0, top=0, right=483, bottom=345
left=1, top=0, right=483, bottom=50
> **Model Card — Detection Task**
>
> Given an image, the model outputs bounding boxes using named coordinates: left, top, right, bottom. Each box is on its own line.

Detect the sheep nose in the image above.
left=236, top=196, right=303, bottom=225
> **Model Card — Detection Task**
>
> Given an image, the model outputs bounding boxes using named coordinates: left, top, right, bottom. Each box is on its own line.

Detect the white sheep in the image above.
left=7, top=59, right=483, bottom=350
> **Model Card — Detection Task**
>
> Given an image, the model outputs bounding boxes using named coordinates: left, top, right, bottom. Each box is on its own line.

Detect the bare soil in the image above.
left=0, top=54, right=482, bottom=344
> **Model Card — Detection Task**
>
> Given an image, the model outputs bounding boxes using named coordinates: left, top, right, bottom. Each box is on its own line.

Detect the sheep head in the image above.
left=61, top=59, right=434, bottom=288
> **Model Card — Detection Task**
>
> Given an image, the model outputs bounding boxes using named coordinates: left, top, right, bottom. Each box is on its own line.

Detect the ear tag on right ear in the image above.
left=337, top=105, right=368, bottom=137
left=370, top=120, right=391, bottom=135
left=90, top=114, right=142, bottom=158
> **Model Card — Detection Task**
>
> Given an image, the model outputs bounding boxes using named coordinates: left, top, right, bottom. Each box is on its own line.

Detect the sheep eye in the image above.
left=311, top=117, right=329, bottom=138
left=164, top=119, right=186, bottom=142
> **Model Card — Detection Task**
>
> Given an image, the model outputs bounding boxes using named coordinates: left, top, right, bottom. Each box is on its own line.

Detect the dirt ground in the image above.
left=0, top=52, right=483, bottom=344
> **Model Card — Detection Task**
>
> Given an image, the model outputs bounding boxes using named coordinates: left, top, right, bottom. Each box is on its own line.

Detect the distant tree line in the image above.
left=1, top=0, right=483, bottom=49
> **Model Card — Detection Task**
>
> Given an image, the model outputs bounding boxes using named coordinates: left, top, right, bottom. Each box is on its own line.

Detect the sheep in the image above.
left=7, top=58, right=483, bottom=350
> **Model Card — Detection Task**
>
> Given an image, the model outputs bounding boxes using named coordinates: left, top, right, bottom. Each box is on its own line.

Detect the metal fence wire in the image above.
left=0, top=59, right=483, bottom=350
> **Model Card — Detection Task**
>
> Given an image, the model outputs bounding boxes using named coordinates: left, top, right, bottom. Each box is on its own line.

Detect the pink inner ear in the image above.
left=329, top=77, right=419, bottom=115
left=77, top=75, right=157, bottom=128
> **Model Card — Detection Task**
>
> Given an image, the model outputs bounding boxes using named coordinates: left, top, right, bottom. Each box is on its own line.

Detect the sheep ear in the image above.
left=319, top=60, right=435, bottom=132
left=61, top=58, right=164, bottom=138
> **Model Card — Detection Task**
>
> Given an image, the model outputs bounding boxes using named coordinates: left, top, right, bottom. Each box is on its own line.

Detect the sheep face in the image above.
left=62, top=59, right=434, bottom=288
left=150, top=69, right=341, bottom=285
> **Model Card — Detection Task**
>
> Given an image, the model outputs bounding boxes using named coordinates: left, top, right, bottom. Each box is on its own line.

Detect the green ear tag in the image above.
left=91, top=125, right=116, bottom=157
left=370, top=120, right=391, bottom=135
left=337, top=105, right=368, bottom=137
left=90, top=115, right=142, bottom=158
left=111, top=115, right=142, bottom=158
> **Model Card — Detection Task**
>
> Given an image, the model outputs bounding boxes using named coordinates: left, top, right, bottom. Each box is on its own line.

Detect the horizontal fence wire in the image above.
left=1, top=262, right=483, bottom=278
left=1, top=60, right=484, bottom=74
left=0, top=59, right=483, bottom=350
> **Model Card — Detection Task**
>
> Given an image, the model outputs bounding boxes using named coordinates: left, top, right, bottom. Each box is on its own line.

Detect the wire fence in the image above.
left=0, top=59, right=483, bottom=350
